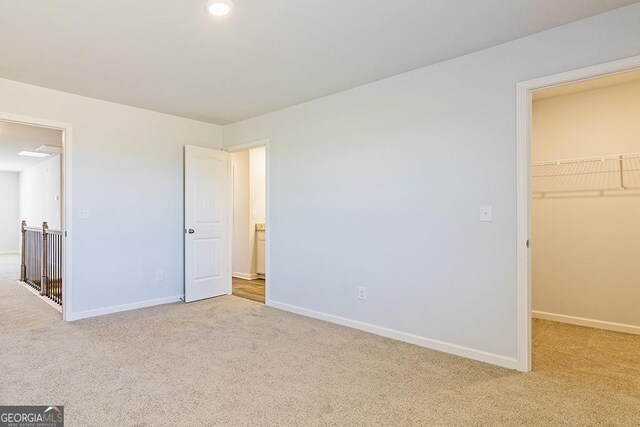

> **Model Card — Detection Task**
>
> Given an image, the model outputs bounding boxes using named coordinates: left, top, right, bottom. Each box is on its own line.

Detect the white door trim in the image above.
left=515, top=54, right=640, bottom=372
left=0, top=111, right=73, bottom=321
left=226, top=139, right=271, bottom=304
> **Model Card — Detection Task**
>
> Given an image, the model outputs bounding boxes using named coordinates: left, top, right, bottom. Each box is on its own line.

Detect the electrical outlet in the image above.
left=357, top=286, right=367, bottom=301
left=156, top=270, right=163, bottom=281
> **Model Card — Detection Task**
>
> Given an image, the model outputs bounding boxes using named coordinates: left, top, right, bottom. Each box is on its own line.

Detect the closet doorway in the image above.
left=229, top=141, right=268, bottom=304
left=528, top=68, right=640, bottom=370
left=531, top=71, right=640, bottom=334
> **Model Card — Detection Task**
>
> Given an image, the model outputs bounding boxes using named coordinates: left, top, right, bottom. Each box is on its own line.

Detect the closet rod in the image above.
left=532, top=152, right=640, bottom=167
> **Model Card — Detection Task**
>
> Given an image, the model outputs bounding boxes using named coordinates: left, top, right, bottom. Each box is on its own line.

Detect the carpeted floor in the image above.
left=1, top=254, right=639, bottom=426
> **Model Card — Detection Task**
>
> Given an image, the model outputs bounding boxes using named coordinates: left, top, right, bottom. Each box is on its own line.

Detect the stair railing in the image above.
left=20, top=221, right=63, bottom=306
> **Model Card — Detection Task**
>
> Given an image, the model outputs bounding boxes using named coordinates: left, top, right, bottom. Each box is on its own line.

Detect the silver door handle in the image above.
left=187, top=229, right=195, bottom=234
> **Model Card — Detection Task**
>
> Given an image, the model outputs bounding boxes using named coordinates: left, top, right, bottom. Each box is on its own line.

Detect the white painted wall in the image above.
left=222, top=4, right=640, bottom=366
left=232, top=147, right=266, bottom=278
left=0, top=78, right=222, bottom=317
left=250, top=146, right=266, bottom=225
left=232, top=150, right=252, bottom=277
left=0, top=171, right=19, bottom=252
left=249, top=146, right=266, bottom=276
left=19, top=155, right=62, bottom=230
left=532, top=80, right=640, bottom=329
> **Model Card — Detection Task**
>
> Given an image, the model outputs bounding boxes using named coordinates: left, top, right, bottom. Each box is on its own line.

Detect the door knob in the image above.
left=187, top=229, right=195, bottom=234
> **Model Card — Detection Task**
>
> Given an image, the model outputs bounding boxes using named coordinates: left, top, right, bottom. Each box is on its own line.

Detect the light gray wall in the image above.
left=19, top=155, right=62, bottom=230
left=0, top=171, right=19, bottom=252
left=248, top=146, right=266, bottom=275
left=0, top=78, right=222, bottom=316
left=222, top=4, right=640, bottom=362
left=249, top=146, right=266, bottom=224
left=232, top=147, right=267, bottom=277
left=232, top=150, right=251, bottom=276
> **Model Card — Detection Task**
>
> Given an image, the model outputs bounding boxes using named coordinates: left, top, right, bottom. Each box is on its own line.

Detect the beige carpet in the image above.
left=1, top=255, right=639, bottom=426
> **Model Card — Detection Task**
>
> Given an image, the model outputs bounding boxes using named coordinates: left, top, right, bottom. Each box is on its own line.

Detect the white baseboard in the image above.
left=67, top=295, right=183, bottom=321
left=267, top=299, right=518, bottom=370
left=0, top=250, right=19, bottom=255
left=233, top=272, right=259, bottom=280
left=532, top=310, right=640, bottom=335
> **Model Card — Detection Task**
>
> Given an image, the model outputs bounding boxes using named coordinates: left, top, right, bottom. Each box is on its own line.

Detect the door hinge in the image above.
left=526, top=239, right=530, bottom=248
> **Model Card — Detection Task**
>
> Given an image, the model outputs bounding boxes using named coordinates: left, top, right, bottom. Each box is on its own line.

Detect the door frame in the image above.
left=515, top=55, right=640, bottom=372
left=226, top=139, right=271, bottom=304
left=0, top=111, right=73, bottom=321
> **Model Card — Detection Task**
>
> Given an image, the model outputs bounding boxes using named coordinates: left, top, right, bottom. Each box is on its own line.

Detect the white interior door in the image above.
left=184, top=145, right=231, bottom=302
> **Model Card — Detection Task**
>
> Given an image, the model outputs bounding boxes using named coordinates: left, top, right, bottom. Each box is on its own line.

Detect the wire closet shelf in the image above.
left=531, top=152, right=640, bottom=195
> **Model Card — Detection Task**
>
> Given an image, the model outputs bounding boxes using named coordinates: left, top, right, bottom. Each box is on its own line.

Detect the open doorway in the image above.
left=516, top=57, right=640, bottom=372
left=529, top=69, right=640, bottom=366
left=0, top=118, right=65, bottom=315
left=230, top=144, right=266, bottom=303
left=531, top=70, right=640, bottom=330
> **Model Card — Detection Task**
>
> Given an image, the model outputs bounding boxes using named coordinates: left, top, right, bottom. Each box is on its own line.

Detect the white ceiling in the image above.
left=0, top=121, right=62, bottom=172
left=0, top=0, right=637, bottom=125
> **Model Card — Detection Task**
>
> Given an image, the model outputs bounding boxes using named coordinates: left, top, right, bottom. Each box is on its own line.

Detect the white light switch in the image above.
left=480, top=205, right=493, bottom=222
left=78, top=209, right=91, bottom=219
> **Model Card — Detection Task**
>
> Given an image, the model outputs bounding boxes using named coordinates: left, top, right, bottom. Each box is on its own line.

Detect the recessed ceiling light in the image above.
left=206, top=0, right=233, bottom=16
left=18, top=151, right=49, bottom=158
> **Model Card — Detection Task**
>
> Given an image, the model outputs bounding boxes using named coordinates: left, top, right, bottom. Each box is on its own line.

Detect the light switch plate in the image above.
left=480, top=205, right=493, bottom=222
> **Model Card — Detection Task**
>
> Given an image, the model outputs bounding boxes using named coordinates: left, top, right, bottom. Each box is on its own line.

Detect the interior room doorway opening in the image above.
left=183, top=140, right=269, bottom=305
left=0, top=112, right=72, bottom=319
left=516, top=55, right=640, bottom=372
left=228, top=141, right=267, bottom=304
